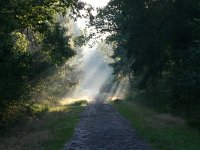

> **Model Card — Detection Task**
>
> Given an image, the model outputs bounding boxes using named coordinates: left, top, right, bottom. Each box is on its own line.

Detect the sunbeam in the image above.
left=67, top=46, right=113, bottom=101
left=62, top=0, right=114, bottom=102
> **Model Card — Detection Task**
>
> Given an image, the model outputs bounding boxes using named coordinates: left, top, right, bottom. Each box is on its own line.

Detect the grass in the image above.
left=112, top=99, right=200, bottom=150
left=0, top=100, right=86, bottom=150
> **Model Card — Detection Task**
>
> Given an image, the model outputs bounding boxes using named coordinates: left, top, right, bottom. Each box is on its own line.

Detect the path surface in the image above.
left=63, top=102, right=152, bottom=150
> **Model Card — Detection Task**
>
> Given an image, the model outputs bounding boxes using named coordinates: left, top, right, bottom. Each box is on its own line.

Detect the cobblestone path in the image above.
left=63, top=102, right=152, bottom=150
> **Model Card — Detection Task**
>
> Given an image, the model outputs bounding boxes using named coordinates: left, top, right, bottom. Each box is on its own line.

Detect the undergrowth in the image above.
left=0, top=100, right=86, bottom=150
left=112, top=99, right=200, bottom=150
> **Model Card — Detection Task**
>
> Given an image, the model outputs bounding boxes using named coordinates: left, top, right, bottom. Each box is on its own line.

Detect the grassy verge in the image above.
left=112, top=100, right=200, bottom=150
left=0, top=100, right=87, bottom=150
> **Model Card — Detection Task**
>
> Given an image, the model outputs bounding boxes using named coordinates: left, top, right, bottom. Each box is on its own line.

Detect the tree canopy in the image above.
left=92, top=0, right=200, bottom=128
left=0, top=0, right=83, bottom=128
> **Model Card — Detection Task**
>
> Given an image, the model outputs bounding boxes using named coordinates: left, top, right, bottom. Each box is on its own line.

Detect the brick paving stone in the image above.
left=63, top=102, right=152, bottom=150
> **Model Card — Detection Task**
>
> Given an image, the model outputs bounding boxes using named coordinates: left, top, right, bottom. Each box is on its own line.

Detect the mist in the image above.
left=60, top=0, right=128, bottom=103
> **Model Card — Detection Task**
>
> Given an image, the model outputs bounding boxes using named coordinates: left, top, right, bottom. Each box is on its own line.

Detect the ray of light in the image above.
left=61, top=0, right=115, bottom=103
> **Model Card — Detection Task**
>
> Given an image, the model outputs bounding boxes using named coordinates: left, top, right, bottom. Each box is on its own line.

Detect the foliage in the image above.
left=0, top=0, right=82, bottom=128
left=93, top=0, right=200, bottom=128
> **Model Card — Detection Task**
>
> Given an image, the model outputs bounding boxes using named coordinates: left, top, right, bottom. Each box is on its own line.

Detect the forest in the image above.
left=0, top=0, right=200, bottom=133
left=92, top=0, right=200, bottom=129
left=0, top=0, right=83, bottom=129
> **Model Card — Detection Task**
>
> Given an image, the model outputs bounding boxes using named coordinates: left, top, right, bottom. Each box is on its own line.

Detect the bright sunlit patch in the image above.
left=109, top=96, right=122, bottom=101
left=59, top=97, right=90, bottom=105
left=81, top=0, right=110, bottom=8
left=48, top=106, right=68, bottom=112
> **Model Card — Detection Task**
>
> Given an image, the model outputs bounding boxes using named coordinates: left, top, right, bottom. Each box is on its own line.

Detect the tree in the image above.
left=92, top=0, right=200, bottom=128
left=0, top=0, right=83, bottom=128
